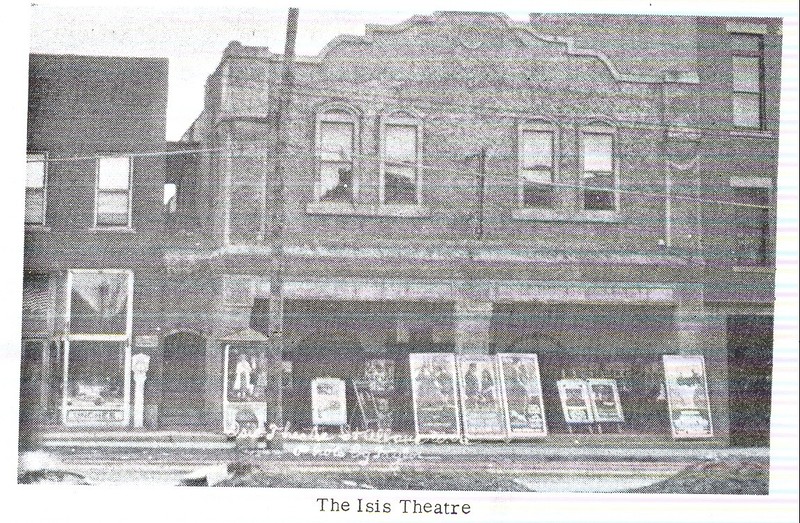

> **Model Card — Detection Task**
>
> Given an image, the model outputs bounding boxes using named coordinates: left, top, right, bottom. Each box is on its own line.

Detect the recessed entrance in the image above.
left=161, top=331, right=207, bottom=427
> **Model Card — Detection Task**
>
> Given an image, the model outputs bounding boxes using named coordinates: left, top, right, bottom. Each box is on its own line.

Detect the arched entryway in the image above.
left=160, top=331, right=207, bottom=427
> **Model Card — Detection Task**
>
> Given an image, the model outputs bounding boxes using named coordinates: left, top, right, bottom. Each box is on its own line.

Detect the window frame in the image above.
left=579, top=122, right=619, bottom=213
left=94, top=155, right=133, bottom=229
left=25, top=151, right=48, bottom=226
left=379, top=110, right=423, bottom=206
left=62, top=269, right=133, bottom=426
left=731, top=32, right=765, bottom=131
left=517, top=120, right=558, bottom=209
left=314, top=105, right=360, bottom=204
left=730, top=177, right=773, bottom=268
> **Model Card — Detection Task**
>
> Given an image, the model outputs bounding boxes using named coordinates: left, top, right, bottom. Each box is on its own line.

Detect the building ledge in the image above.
left=729, top=129, right=776, bottom=140
left=89, top=227, right=136, bottom=234
left=732, top=266, right=775, bottom=274
left=512, top=208, right=621, bottom=223
left=305, top=202, right=432, bottom=218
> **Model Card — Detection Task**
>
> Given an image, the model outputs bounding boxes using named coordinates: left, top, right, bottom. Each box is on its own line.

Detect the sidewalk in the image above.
left=36, top=429, right=770, bottom=461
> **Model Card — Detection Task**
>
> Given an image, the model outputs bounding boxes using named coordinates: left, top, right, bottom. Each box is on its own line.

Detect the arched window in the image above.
left=518, top=120, right=558, bottom=209
left=580, top=121, right=618, bottom=212
left=315, top=106, right=359, bottom=203
left=379, top=110, right=422, bottom=205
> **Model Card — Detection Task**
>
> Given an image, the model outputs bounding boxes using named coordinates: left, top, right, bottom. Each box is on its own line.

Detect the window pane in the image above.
left=522, top=131, right=553, bottom=170
left=26, top=156, right=45, bottom=188
left=98, top=157, right=130, bottom=190
left=584, top=189, right=615, bottom=211
left=70, top=272, right=129, bottom=335
left=97, top=191, right=129, bottom=225
left=319, top=161, right=353, bottom=202
left=731, top=33, right=761, bottom=53
left=25, top=189, right=45, bottom=224
left=65, top=341, right=126, bottom=407
left=320, top=121, right=353, bottom=161
left=733, top=55, right=760, bottom=93
left=583, top=133, right=613, bottom=172
left=523, top=182, right=552, bottom=208
left=733, top=92, right=760, bottom=128
left=385, top=124, right=417, bottom=162
left=384, top=164, right=417, bottom=204
left=735, top=188, right=769, bottom=266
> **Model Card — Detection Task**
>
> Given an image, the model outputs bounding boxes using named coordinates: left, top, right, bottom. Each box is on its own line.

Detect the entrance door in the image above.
left=727, top=315, right=774, bottom=447
left=161, top=332, right=206, bottom=427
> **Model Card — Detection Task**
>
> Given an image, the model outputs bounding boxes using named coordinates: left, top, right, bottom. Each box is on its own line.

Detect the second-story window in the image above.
left=317, top=109, right=355, bottom=203
left=732, top=33, right=765, bottom=130
left=734, top=187, right=770, bottom=267
left=581, top=127, right=616, bottom=211
left=26, top=152, right=47, bottom=225
left=96, top=156, right=131, bottom=227
left=381, top=112, right=421, bottom=205
left=519, top=124, right=555, bottom=208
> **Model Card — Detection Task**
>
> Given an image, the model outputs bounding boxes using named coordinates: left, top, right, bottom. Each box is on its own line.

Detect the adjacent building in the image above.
left=22, top=12, right=781, bottom=447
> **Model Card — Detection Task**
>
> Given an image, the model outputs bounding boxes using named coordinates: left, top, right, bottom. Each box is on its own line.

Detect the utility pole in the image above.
left=267, top=7, right=299, bottom=433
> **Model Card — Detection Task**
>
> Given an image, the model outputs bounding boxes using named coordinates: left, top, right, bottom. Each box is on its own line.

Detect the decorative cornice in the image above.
left=284, top=11, right=698, bottom=85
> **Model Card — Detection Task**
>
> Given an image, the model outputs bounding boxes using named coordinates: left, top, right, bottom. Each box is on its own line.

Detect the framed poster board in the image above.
left=496, top=353, right=547, bottom=438
left=557, top=379, right=594, bottom=424
left=222, top=344, right=268, bottom=436
left=663, top=355, right=714, bottom=438
left=457, top=354, right=507, bottom=441
left=353, top=380, right=393, bottom=431
left=311, top=377, right=347, bottom=426
left=587, top=378, right=625, bottom=423
left=409, top=353, right=461, bottom=441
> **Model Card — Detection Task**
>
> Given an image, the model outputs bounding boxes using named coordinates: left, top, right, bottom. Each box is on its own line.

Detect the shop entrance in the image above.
left=284, top=330, right=364, bottom=430
left=727, top=315, right=773, bottom=447
left=161, top=331, right=206, bottom=427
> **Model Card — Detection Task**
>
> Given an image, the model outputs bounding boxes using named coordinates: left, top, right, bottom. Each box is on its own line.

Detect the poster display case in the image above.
left=409, top=353, right=461, bottom=441
left=457, top=354, right=506, bottom=441
left=663, top=355, right=714, bottom=438
left=496, top=353, right=547, bottom=438
left=556, top=379, right=594, bottom=425
left=587, top=378, right=625, bottom=423
left=311, top=377, right=347, bottom=426
left=222, top=344, right=269, bottom=436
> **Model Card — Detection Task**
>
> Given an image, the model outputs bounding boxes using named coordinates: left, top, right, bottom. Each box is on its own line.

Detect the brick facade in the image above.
left=23, top=12, right=781, bottom=445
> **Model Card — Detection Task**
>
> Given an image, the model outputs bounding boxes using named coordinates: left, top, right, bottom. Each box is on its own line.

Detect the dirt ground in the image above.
left=209, top=457, right=769, bottom=494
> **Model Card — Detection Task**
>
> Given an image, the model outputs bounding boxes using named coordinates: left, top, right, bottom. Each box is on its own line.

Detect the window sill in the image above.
left=25, top=225, right=51, bottom=232
left=732, top=266, right=775, bottom=273
left=730, top=129, right=776, bottom=139
left=512, top=208, right=621, bottom=223
left=306, top=202, right=431, bottom=218
left=90, top=227, right=136, bottom=233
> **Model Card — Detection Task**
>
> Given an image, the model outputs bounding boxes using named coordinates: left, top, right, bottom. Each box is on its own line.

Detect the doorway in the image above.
left=161, top=332, right=207, bottom=427
left=727, top=315, right=773, bottom=447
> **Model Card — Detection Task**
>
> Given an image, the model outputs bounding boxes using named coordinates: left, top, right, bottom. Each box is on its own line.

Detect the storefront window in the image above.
left=69, top=271, right=129, bottom=335
left=63, top=270, right=132, bottom=426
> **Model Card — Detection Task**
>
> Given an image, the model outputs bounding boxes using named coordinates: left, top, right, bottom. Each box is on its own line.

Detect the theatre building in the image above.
left=21, top=13, right=781, bottom=447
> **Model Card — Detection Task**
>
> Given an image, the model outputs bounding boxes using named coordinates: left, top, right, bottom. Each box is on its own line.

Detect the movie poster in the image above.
left=311, top=377, right=347, bottom=426
left=364, top=358, right=395, bottom=392
left=557, top=379, right=594, bottom=424
left=587, top=378, right=625, bottom=423
left=409, top=353, right=460, bottom=440
left=457, top=354, right=507, bottom=440
left=497, top=353, right=547, bottom=437
left=663, top=355, right=714, bottom=438
left=222, top=345, right=268, bottom=435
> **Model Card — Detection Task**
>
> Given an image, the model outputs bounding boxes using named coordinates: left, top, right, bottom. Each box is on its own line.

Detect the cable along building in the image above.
left=22, top=12, right=781, bottom=447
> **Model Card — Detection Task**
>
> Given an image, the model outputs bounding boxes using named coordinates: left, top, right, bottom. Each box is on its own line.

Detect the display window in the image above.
left=62, top=270, right=132, bottom=426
